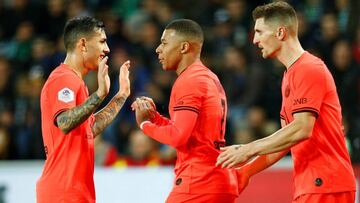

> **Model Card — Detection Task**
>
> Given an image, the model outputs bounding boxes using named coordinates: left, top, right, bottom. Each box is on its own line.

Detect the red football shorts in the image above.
left=293, top=191, right=355, bottom=203
left=166, top=192, right=237, bottom=203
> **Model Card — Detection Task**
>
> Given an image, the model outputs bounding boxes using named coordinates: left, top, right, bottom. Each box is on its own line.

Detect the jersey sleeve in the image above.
left=142, top=76, right=204, bottom=148
left=291, top=63, right=326, bottom=117
left=142, top=109, right=198, bottom=148
left=172, top=76, right=203, bottom=114
left=47, top=74, right=81, bottom=123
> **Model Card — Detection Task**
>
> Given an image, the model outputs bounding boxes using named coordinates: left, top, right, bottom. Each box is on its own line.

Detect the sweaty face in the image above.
left=83, top=29, right=110, bottom=70
left=155, top=29, right=182, bottom=71
left=253, top=18, right=281, bottom=59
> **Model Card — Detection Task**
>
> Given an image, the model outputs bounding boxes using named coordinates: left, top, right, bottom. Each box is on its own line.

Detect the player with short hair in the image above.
left=217, top=2, right=356, bottom=202
left=36, top=16, right=131, bottom=203
left=132, top=19, right=239, bottom=203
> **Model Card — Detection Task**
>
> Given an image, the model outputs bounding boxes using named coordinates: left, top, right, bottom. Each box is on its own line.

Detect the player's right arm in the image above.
left=56, top=93, right=104, bottom=134
left=235, top=119, right=288, bottom=192
left=56, top=57, right=110, bottom=134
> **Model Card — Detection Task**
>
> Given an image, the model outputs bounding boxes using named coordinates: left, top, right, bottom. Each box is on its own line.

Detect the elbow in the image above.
left=170, top=134, right=188, bottom=148
left=56, top=117, right=71, bottom=135
left=58, top=123, right=71, bottom=135
left=296, top=130, right=311, bottom=141
left=171, top=139, right=186, bottom=148
left=167, top=128, right=188, bottom=148
left=59, top=126, right=70, bottom=135
left=294, top=121, right=313, bottom=141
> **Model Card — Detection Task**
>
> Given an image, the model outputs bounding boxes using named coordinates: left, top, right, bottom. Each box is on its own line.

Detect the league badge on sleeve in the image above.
left=58, top=87, right=74, bottom=103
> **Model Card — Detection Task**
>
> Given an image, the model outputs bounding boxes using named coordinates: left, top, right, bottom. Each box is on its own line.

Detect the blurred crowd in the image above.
left=0, top=0, right=359, bottom=165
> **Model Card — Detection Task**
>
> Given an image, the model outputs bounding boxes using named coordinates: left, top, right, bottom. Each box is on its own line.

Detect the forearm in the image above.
left=150, top=111, right=171, bottom=126
left=143, top=123, right=185, bottom=147
left=142, top=110, right=197, bottom=148
left=57, top=92, right=103, bottom=134
left=250, top=120, right=310, bottom=156
left=93, top=94, right=127, bottom=136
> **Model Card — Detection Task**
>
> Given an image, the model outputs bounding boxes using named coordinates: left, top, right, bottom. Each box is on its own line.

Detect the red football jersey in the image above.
left=280, top=52, right=356, bottom=199
left=36, top=64, right=96, bottom=203
left=143, top=61, right=238, bottom=196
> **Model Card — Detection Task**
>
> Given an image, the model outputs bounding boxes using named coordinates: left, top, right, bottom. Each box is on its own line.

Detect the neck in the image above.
left=63, top=52, right=87, bottom=79
left=276, top=37, right=305, bottom=69
left=176, top=53, right=201, bottom=75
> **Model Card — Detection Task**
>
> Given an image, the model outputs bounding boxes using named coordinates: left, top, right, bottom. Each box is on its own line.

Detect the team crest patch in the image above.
left=58, top=88, right=74, bottom=103
left=177, top=100, right=184, bottom=105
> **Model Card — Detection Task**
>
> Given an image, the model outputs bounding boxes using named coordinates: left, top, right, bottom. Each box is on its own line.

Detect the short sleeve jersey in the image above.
left=168, top=61, right=238, bottom=195
left=280, top=52, right=356, bottom=199
left=36, top=64, right=96, bottom=203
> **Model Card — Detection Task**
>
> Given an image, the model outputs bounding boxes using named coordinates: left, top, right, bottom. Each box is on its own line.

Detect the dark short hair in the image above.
left=252, top=1, right=297, bottom=33
left=165, top=19, right=204, bottom=43
left=63, top=16, right=105, bottom=51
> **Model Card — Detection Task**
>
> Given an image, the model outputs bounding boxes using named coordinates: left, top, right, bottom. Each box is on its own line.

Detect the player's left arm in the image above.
left=92, top=61, right=131, bottom=137
left=218, top=112, right=315, bottom=168
left=134, top=98, right=197, bottom=148
left=250, top=111, right=315, bottom=154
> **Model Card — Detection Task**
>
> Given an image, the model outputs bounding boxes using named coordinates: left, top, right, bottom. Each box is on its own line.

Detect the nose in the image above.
left=104, top=43, right=110, bottom=54
left=155, top=45, right=161, bottom=54
left=252, top=33, right=259, bottom=45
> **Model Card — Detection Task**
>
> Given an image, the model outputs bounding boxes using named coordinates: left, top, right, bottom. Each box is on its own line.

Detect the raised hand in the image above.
left=118, top=60, right=131, bottom=98
left=96, top=56, right=110, bottom=99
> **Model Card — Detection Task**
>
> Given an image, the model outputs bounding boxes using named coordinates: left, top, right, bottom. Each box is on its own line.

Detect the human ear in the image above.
left=180, top=42, right=189, bottom=54
left=79, top=38, right=87, bottom=52
left=277, top=27, right=286, bottom=40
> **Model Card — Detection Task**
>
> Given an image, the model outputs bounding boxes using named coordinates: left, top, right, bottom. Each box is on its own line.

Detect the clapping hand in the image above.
left=118, top=60, right=131, bottom=98
left=131, top=97, right=156, bottom=126
left=96, top=56, right=110, bottom=99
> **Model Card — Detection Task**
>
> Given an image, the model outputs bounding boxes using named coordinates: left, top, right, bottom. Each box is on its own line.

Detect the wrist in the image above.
left=116, top=92, right=129, bottom=99
left=96, top=90, right=107, bottom=100
left=114, top=92, right=128, bottom=100
left=140, top=120, right=151, bottom=130
left=150, top=111, right=161, bottom=123
left=248, top=142, right=260, bottom=157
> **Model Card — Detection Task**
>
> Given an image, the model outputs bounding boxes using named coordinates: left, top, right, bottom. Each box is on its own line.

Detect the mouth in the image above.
left=100, top=54, right=106, bottom=60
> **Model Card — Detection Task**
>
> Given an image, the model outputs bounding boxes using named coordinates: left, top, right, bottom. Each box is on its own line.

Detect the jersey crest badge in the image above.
left=58, top=87, right=74, bottom=103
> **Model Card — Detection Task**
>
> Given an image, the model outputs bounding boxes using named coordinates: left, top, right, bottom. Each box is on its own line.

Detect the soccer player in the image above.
left=36, top=16, right=131, bottom=203
left=132, top=19, right=239, bottom=203
left=216, top=2, right=356, bottom=202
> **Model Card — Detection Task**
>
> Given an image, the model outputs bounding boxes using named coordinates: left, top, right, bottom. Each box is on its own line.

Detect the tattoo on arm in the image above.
left=92, top=96, right=127, bottom=137
left=57, top=93, right=103, bottom=134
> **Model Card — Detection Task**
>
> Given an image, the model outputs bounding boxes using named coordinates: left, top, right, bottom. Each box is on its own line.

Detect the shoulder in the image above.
left=176, top=65, right=211, bottom=90
left=294, top=53, right=327, bottom=79
left=43, top=66, right=81, bottom=92
left=171, top=67, right=208, bottom=100
left=50, top=65, right=81, bottom=82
